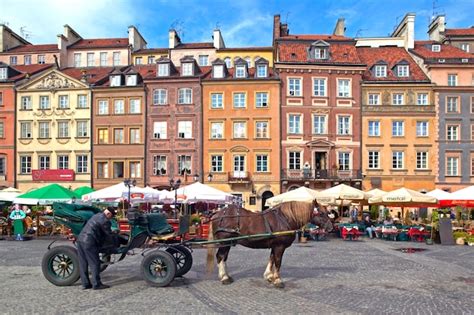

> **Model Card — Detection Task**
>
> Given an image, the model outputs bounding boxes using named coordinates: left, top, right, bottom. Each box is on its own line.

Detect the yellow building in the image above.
left=132, top=48, right=168, bottom=65
left=216, top=47, right=273, bottom=68
left=15, top=67, right=108, bottom=191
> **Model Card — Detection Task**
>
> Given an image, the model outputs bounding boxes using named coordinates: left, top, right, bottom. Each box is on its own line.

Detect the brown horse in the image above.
left=206, top=201, right=333, bottom=288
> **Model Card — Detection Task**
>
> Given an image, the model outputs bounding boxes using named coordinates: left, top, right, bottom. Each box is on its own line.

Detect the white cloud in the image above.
left=221, top=14, right=273, bottom=47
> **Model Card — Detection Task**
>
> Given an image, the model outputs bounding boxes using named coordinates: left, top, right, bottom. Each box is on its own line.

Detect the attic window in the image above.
left=462, top=58, right=468, bottom=63
left=397, top=65, right=409, bottom=77
left=110, top=74, right=121, bottom=87
left=158, top=63, right=169, bottom=77
left=314, top=48, right=328, bottom=59
left=235, top=65, right=246, bottom=78
left=213, top=65, right=224, bottom=79
left=0, top=67, right=7, bottom=80
left=126, top=74, right=137, bottom=86
left=432, top=44, right=441, bottom=52
left=291, top=53, right=297, bottom=59
left=256, top=64, right=267, bottom=78
left=438, top=59, right=445, bottom=63
left=182, top=62, right=193, bottom=76
left=374, top=65, right=387, bottom=77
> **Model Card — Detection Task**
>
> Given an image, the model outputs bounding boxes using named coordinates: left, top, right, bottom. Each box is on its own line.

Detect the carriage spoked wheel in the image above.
left=99, top=253, right=111, bottom=272
left=141, top=250, right=177, bottom=287
left=41, top=245, right=80, bottom=286
left=165, top=245, right=193, bottom=277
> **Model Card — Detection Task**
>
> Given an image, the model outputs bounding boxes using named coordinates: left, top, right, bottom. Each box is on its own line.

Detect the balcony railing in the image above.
left=281, top=168, right=362, bottom=181
left=228, top=171, right=251, bottom=183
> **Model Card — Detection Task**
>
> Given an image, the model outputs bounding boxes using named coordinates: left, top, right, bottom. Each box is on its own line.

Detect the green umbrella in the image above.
left=13, top=184, right=78, bottom=205
left=73, top=186, right=95, bottom=197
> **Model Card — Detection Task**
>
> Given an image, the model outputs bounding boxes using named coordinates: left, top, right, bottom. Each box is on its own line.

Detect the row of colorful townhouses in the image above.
left=0, top=13, right=473, bottom=211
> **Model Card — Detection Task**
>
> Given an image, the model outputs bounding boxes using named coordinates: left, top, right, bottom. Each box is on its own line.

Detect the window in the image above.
left=113, top=52, right=120, bottom=66
left=178, top=88, right=192, bottom=104
left=58, top=121, right=69, bottom=138
left=235, top=65, right=246, bottom=78
left=58, top=95, right=69, bottom=109
left=447, top=125, right=459, bottom=141
left=256, top=65, right=267, bottom=78
left=417, top=93, right=428, bottom=105
left=21, top=96, right=32, bottom=110
left=110, top=75, right=121, bottom=87
left=129, top=99, right=141, bottom=114
left=129, top=161, right=141, bottom=178
left=256, top=92, right=268, bottom=107
left=224, top=57, right=231, bottom=68
left=313, top=115, right=326, bottom=134
left=313, top=78, right=326, bottom=96
left=130, top=128, right=140, bottom=144
left=114, top=99, right=124, bottom=114
left=233, top=121, right=246, bottom=138
left=153, top=155, right=167, bottom=175
left=416, top=152, right=428, bottom=169
left=0, top=68, right=6, bottom=80
left=39, top=156, right=50, bottom=170
left=77, top=155, right=88, bottom=173
left=392, top=151, right=404, bottom=169
left=158, top=64, right=169, bottom=76
left=113, top=162, right=124, bottom=178
left=368, top=121, right=380, bottom=136
left=126, top=75, right=137, bottom=86
left=39, top=96, right=50, bottom=109
left=178, top=121, right=192, bottom=139
left=374, top=65, right=387, bottom=77
left=256, top=121, right=269, bottom=138
left=153, top=122, right=167, bottom=139
left=77, top=95, right=87, bottom=108
left=98, top=100, right=108, bottom=115
left=211, top=93, right=223, bottom=108
left=314, top=48, right=327, bottom=59
left=58, top=155, right=69, bottom=170
left=147, top=56, right=155, bottom=64
left=471, top=97, right=474, bottom=113
left=76, top=120, right=88, bottom=137
left=210, top=122, right=223, bottom=139
left=233, top=93, right=246, bottom=108
left=460, top=43, right=470, bottom=53
left=100, top=52, right=107, bottom=66
left=97, top=162, right=108, bottom=178
left=24, top=55, right=31, bottom=65
left=392, top=93, right=404, bottom=105
left=448, top=74, right=457, bottom=86
left=338, top=116, right=351, bottom=135
left=368, top=151, right=380, bottom=169
left=213, top=65, right=224, bottom=78
left=338, top=152, right=350, bottom=170
left=38, top=122, right=50, bottom=138
left=432, top=44, right=441, bottom=52
left=288, top=115, right=302, bottom=134
left=256, top=155, right=268, bottom=172
left=38, top=55, right=45, bottom=64
left=288, top=78, right=301, bottom=96
left=98, top=128, right=109, bottom=144
left=74, top=53, right=81, bottom=67
left=114, top=128, right=124, bottom=144
left=153, top=89, right=167, bottom=105
left=472, top=125, right=474, bottom=141
left=211, top=155, right=223, bottom=172
left=397, top=65, right=409, bottom=77
left=447, top=157, right=459, bottom=176
left=20, top=122, right=32, bottom=138
left=0, top=157, right=5, bottom=175
left=338, top=79, right=350, bottom=97
left=135, top=57, right=143, bottom=65
left=0, top=122, right=4, bottom=138
left=178, top=155, right=192, bottom=175
left=416, top=121, right=429, bottom=137
left=198, top=55, right=209, bottom=66
left=0, top=92, right=2, bottom=105
left=446, top=97, right=458, bottom=112
left=289, top=152, right=301, bottom=170
left=392, top=121, right=404, bottom=137
left=233, top=155, right=245, bottom=174
left=367, top=93, right=380, bottom=105
left=87, top=53, right=94, bottom=67
left=20, top=156, right=32, bottom=174
left=182, top=63, right=193, bottom=76
left=10, top=56, right=17, bottom=65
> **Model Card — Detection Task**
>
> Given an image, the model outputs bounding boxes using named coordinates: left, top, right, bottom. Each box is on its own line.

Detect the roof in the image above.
left=174, top=42, right=214, bottom=49
left=278, top=34, right=351, bottom=41
left=1, top=44, right=58, bottom=54
left=444, top=28, right=474, bottom=36
left=277, top=41, right=362, bottom=64
left=2, top=64, right=53, bottom=82
left=142, top=65, right=212, bottom=80
left=60, top=67, right=116, bottom=84
left=357, top=47, right=429, bottom=82
left=218, top=46, right=273, bottom=52
left=410, top=41, right=473, bottom=64
left=134, top=48, right=168, bottom=55
left=68, top=38, right=129, bottom=49
left=202, top=66, right=278, bottom=81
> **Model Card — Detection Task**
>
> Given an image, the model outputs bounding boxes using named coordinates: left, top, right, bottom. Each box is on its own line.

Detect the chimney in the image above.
left=428, top=15, right=445, bottom=41
left=213, top=29, right=225, bottom=49
left=333, top=18, right=346, bottom=36
left=128, top=25, right=147, bottom=52
left=168, top=29, right=181, bottom=49
left=273, top=14, right=281, bottom=43
left=57, top=34, right=67, bottom=50
left=63, top=24, right=82, bottom=45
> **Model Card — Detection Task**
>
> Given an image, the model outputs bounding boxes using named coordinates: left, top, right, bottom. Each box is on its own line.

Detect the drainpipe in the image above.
left=90, top=88, right=94, bottom=189
left=143, top=85, right=148, bottom=186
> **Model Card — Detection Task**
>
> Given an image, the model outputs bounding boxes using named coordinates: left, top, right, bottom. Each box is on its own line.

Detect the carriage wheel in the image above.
left=41, top=245, right=80, bottom=286
left=141, top=250, right=176, bottom=287
left=166, top=245, right=193, bottom=277
left=99, top=253, right=111, bottom=273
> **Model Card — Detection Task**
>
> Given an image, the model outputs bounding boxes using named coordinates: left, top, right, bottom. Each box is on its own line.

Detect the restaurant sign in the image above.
left=32, top=169, right=75, bottom=181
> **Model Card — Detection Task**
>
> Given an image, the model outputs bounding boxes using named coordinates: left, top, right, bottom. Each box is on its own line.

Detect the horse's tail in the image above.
left=206, top=221, right=215, bottom=274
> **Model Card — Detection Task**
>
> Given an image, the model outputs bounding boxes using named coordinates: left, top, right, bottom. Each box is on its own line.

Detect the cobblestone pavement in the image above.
left=0, top=237, right=473, bottom=314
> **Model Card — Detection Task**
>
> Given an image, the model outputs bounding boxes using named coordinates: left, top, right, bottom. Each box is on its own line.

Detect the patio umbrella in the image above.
left=82, top=182, right=145, bottom=202
left=317, top=184, right=369, bottom=204
left=161, top=182, right=233, bottom=204
left=0, top=187, right=22, bottom=202
left=73, top=186, right=95, bottom=197
left=366, top=188, right=386, bottom=198
left=426, top=189, right=453, bottom=207
left=13, top=184, right=78, bottom=205
left=265, top=186, right=322, bottom=207
left=449, top=186, right=474, bottom=207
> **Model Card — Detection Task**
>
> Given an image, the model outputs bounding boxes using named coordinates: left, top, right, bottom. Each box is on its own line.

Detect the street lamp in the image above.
left=193, top=174, right=199, bottom=182
left=124, top=178, right=137, bottom=209
left=169, top=178, right=181, bottom=219
left=207, top=173, right=213, bottom=182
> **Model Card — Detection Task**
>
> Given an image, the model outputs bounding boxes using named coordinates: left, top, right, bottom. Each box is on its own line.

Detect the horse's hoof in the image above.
left=274, top=282, right=285, bottom=289
left=265, top=276, right=274, bottom=283
left=221, top=277, right=233, bottom=285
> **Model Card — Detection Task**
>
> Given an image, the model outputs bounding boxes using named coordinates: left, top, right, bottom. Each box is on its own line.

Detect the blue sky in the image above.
left=1, top=0, right=473, bottom=48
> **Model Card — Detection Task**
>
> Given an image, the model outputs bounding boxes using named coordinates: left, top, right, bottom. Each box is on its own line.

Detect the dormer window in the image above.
left=158, top=63, right=169, bottom=77
left=213, top=65, right=224, bottom=79
left=374, top=65, right=387, bottom=77
left=397, top=65, right=409, bottom=77
left=235, top=65, right=246, bottom=78
left=0, top=67, right=7, bottom=80
left=224, top=57, right=231, bottom=68
left=182, top=63, right=193, bottom=76
left=256, top=64, right=267, bottom=78
left=110, top=75, right=121, bottom=87
left=314, top=48, right=327, bottom=59
left=126, top=74, right=137, bottom=86
left=432, top=44, right=441, bottom=52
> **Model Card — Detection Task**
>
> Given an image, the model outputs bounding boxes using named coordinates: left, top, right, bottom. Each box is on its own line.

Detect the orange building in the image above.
left=202, top=58, right=280, bottom=211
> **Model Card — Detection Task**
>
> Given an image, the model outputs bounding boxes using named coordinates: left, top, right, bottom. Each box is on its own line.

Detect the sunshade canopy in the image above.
left=317, top=184, right=368, bottom=203
left=369, top=188, right=437, bottom=207
left=449, top=186, right=474, bottom=207
left=161, top=182, right=233, bottom=204
left=265, top=186, right=320, bottom=207
left=73, top=186, right=95, bottom=197
left=13, top=184, right=78, bottom=205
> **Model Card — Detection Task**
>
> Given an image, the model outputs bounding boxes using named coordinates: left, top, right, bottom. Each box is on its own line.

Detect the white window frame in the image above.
left=313, top=78, right=326, bottom=97
left=87, top=53, right=94, bottom=67
left=129, top=128, right=140, bottom=144
left=337, top=79, right=351, bottom=97
left=235, top=65, right=246, bottom=78
left=58, top=155, right=69, bottom=170
left=158, top=64, right=169, bottom=77
left=38, top=55, right=45, bottom=64
left=337, top=116, right=351, bottom=135
left=0, top=68, right=7, bottom=80
left=288, top=78, right=301, bottom=96
left=39, top=96, right=50, bottom=109
left=416, top=152, right=428, bottom=170
left=77, top=155, right=88, bottom=173
left=416, top=121, right=429, bottom=137
left=198, top=55, right=209, bottom=66
left=397, top=65, right=409, bottom=77
left=447, top=125, right=459, bottom=141
left=256, top=65, right=267, bottom=78
left=182, top=62, right=193, bottom=76
left=368, top=120, right=380, bottom=137
left=392, top=93, right=404, bottom=105
left=153, top=121, right=167, bottom=139
left=113, top=52, right=120, bottom=66
left=233, top=93, right=246, bottom=108
left=98, top=100, right=109, bottom=115
left=448, top=74, right=457, bottom=86
left=338, top=152, right=350, bottom=171
left=368, top=93, right=380, bottom=105
left=126, top=75, right=137, bottom=86
left=178, top=121, right=193, bottom=139
left=58, top=95, right=69, bottom=109
left=374, top=65, right=387, bottom=77
left=211, top=93, right=223, bottom=108
left=76, top=120, right=88, bottom=137
left=100, top=52, right=107, bottom=66
left=392, top=121, right=404, bottom=137
left=153, top=155, right=167, bottom=175
left=368, top=151, right=380, bottom=169
left=38, top=121, right=50, bottom=138
left=129, top=99, right=141, bottom=114
left=313, top=115, right=326, bottom=134
left=288, top=114, right=302, bottom=134
left=114, top=99, right=125, bottom=114
left=446, top=97, right=458, bottom=112
left=210, top=122, right=224, bottom=139
left=447, top=157, right=459, bottom=176
left=38, top=155, right=50, bottom=170
left=77, top=94, right=87, bottom=108
left=211, top=155, right=223, bottom=172
left=20, top=156, right=32, bottom=174
left=256, top=154, right=269, bottom=172
left=417, top=93, right=428, bottom=105
left=21, top=96, right=32, bottom=110
left=178, top=88, right=192, bottom=104
left=58, top=121, right=69, bottom=138
left=74, top=53, right=81, bottom=67
left=255, top=121, right=269, bottom=138
left=213, top=65, right=224, bottom=78
left=256, top=92, right=268, bottom=108
left=233, top=121, right=247, bottom=139
left=392, top=151, right=404, bottom=169
left=20, top=122, right=32, bottom=138
left=288, top=151, right=301, bottom=170
left=153, top=89, right=167, bottom=105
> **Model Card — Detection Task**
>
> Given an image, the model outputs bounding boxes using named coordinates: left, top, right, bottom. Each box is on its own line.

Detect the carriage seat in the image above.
left=127, top=210, right=174, bottom=235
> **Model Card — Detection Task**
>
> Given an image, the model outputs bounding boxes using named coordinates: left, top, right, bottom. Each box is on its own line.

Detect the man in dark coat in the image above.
left=76, top=207, right=116, bottom=290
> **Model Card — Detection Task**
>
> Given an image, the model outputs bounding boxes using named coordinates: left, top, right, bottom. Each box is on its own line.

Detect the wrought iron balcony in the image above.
left=281, top=168, right=362, bottom=181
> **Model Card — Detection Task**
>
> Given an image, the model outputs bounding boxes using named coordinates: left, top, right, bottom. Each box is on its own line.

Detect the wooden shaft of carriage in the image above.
left=183, top=230, right=298, bottom=247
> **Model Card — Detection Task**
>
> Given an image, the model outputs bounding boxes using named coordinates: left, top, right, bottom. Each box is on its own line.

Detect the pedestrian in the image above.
left=350, top=206, right=359, bottom=223
left=76, top=207, right=117, bottom=290
left=363, top=215, right=375, bottom=239
left=9, top=204, right=26, bottom=241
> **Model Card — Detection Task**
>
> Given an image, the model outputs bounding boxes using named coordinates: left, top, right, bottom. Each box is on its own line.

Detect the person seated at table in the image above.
left=363, top=216, right=375, bottom=239
left=383, top=216, right=394, bottom=225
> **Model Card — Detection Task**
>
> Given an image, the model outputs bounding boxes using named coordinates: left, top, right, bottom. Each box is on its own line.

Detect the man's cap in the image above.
left=106, top=207, right=117, bottom=216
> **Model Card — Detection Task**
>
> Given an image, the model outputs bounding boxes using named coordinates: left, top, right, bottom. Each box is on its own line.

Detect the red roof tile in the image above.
left=69, top=38, right=129, bottom=49
left=142, top=65, right=212, bottom=80
left=1, top=44, right=58, bottom=54
left=218, top=46, right=273, bottom=52
left=410, top=41, right=473, bottom=63
left=202, top=66, right=277, bottom=80
left=134, top=48, right=168, bottom=54
left=280, top=34, right=350, bottom=41
left=7, top=64, right=53, bottom=81
left=61, top=67, right=116, bottom=84
left=277, top=41, right=362, bottom=64
left=357, top=47, right=429, bottom=82
left=174, top=42, right=214, bottom=49
left=444, top=28, right=474, bottom=36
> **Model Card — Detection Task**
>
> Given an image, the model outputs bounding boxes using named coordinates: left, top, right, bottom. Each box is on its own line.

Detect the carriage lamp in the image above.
left=193, top=174, right=199, bottom=182
left=207, top=173, right=213, bottom=182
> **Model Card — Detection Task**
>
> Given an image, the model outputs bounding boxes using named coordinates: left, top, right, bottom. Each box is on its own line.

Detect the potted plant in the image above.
left=466, top=235, right=474, bottom=246
left=453, top=231, right=469, bottom=245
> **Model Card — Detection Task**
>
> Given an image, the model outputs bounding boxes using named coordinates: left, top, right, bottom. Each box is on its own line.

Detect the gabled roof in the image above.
left=218, top=46, right=273, bottom=52
left=133, top=48, right=168, bottom=54
left=61, top=67, right=116, bottom=84
left=444, top=28, right=474, bottom=36
left=0, top=63, right=53, bottom=82
left=211, top=58, right=226, bottom=65
left=357, top=46, right=429, bottom=82
left=68, top=38, right=129, bottom=49
left=279, top=34, right=350, bottom=41
left=277, top=41, right=362, bottom=64
left=180, top=55, right=196, bottom=62
left=410, top=41, right=473, bottom=63
left=174, top=42, right=214, bottom=49
left=0, top=44, right=58, bottom=54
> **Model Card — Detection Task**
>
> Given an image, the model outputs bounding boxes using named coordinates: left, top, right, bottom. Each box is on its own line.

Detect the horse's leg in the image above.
left=263, top=249, right=275, bottom=283
left=272, top=245, right=287, bottom=289
left=216, top=246, right=233, bottom=284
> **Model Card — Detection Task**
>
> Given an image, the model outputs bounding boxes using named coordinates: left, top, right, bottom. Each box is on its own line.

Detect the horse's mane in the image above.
left=278, top=201, right=313, bottom=228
